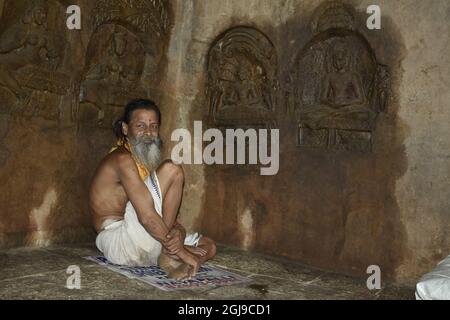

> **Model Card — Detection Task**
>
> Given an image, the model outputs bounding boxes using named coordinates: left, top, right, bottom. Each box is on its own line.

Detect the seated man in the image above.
left=89, top=99, right=216, bottom=280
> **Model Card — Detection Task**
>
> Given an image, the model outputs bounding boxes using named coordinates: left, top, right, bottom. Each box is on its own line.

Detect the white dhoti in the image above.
left=416, top=254, right=450, bottom=300
left=95, top=171, right=202, bottom=266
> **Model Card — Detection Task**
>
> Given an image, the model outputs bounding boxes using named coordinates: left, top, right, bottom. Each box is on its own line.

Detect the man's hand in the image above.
left=165, top=228, right=184, bottom=255
left=186, top=245, right=207, bottom=257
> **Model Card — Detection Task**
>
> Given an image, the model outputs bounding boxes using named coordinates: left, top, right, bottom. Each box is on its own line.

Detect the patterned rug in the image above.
left=84, top=256, right=251, bottom=291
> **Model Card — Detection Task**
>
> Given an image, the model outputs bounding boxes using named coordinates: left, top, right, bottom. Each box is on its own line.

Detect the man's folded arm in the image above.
left=173, top=220, right=186, bottom=240
left=115, top=154, right=196, bottom=266
left=116, top=154, right=170, bottom=244
left=116, top=153, right=200, bottom=274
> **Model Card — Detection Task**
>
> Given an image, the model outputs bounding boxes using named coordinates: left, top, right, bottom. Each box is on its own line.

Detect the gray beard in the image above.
left=129, top=136, right=162, bottom=172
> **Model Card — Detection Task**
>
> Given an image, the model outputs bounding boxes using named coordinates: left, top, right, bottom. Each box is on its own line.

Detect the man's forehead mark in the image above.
left=130, top=115, right=158, bottom=122
left=133, top=120, right=159, bottom=126
left=131, top=109, right=157, bottom=117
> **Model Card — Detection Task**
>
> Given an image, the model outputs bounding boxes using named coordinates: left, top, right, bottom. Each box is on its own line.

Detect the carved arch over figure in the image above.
left=286, top=1, right=390, bottom=152
left=76, top=0, right=171, bottom=128
left=92, top=0, right=171, bottom=67
left=207, top=26, right=278, bottom=127
left=0, top=0, right=70, bottom=122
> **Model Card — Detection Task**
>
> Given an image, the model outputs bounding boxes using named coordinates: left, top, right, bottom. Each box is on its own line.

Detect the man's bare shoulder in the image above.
left=104, top=147, right=142, bottom=180
left=92, top=147, right=133, bottom=178
left=100, top=147, right=134, bottom=167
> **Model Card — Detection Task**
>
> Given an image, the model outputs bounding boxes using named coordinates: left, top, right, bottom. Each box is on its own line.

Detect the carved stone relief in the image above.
left=207, top=26, right=278, bottom=127
left=93, top=0, right=170, bottom=71
left=93, top=0, right=170, bottom=42
left=78, top=0, right=171, bottom=128
left=286, top=2, right=390, bottom=152
left=78, top=24, right=147, bottom=127
left=0, top=0, right=69, bottom=122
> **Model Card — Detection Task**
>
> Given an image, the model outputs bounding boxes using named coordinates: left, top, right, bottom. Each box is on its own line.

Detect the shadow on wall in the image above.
left=199, top=1, right=410, bottom=281
left=0, top=0, right=173, bottom=248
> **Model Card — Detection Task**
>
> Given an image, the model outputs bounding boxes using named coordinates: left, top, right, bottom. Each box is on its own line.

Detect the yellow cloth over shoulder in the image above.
left=109, top=137, right=149, bottom=181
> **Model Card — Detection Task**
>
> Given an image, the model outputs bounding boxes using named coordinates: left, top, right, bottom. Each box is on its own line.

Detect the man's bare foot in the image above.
left=158, top=252, right=193, bottom=280
left=158, top=251, right=181, bottom=272
left=168, top=263, right=193, bottom=280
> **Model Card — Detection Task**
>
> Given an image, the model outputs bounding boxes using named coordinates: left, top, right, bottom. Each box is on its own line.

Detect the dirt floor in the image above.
left=0, top=243, right=415, bottom=300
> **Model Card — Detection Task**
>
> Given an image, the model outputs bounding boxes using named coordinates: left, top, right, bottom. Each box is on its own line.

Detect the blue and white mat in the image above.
left=84, top=256, right=251, bottom=291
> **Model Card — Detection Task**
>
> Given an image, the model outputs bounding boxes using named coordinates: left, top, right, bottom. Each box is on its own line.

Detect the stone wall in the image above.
left=166, top=0, right=450, bottom=284
left=0, top=0, right=173, bottom=246
left=0, top=0, right=449, bottom=284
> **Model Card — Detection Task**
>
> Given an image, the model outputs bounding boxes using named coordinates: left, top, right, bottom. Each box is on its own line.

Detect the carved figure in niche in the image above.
left=79, top=24, right=146, bottom=127
left=208, top=27, right=277, bottom=126
left=294, top=36, right=377, bottom=131
left=0, top=0, right=65, bottom=100
left=84, top=28, right=142, bottom=86
left=0, top=0, right=69, bottom=124
left=321, top=40, right=365, bottom=108
left=92, top=0, right=171, bottom=76
left=219, top=48, right=262, bottom=109
left=93, top=0, right=170, bottom=44
left=286, top=1, right=390, bottom=151
left=77, top=0, right=171, bottom=127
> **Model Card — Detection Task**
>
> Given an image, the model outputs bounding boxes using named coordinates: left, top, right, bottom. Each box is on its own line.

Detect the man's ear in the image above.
left=122, top=122, right=128, bottom=136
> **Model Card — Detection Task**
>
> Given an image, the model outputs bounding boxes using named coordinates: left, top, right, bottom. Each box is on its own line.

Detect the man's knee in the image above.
left=209, top=240, right=217, bottom=257
left=159, top=160, right=184, bottom=182
left=201, top=236, right=217, bottom=257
